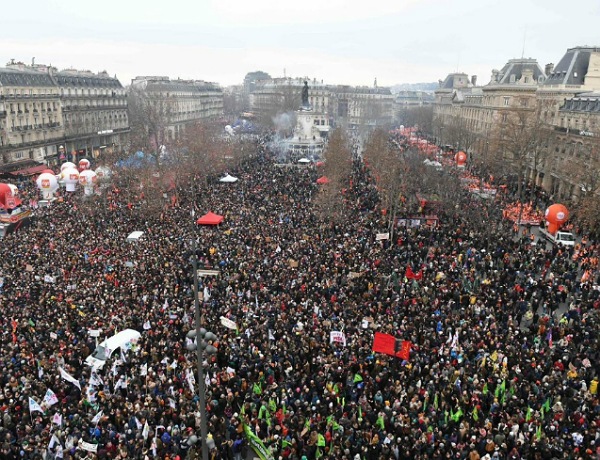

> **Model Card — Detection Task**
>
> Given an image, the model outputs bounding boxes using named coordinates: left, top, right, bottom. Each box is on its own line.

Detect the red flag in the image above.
left=372, top=333, right=412, bottom=361
left=372, top=332, right=396, bottom=356
left=397, top=340, right=411, bottom=360
left=406, top=266, right=423, bottom=281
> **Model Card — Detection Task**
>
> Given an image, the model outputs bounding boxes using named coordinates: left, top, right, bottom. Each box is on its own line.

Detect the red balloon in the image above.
left=547, top=222, right=559, bottom=234
left=545, top=204, right=569, bottom=225
left=455, top=151, right=467, bottom=166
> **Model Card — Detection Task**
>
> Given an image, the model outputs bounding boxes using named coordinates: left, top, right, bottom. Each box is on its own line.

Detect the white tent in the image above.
left=298, top=158, right=310, bottom=164
left=219, top=174, right=239, bottom=183
left=127, top=231, right=144, bottom=242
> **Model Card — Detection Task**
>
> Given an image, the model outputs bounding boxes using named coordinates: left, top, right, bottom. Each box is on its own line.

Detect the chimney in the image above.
left=471, top=75, right=477, bottom=86
left=545, top=63, right=554, bottom=75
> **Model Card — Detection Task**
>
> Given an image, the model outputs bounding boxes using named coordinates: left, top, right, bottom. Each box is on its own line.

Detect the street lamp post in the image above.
left=186, top=242, right=218, bottom=460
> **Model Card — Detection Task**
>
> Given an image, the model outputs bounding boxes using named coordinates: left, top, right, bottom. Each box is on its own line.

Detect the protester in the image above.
left=0, top=133, right=598, bottom=460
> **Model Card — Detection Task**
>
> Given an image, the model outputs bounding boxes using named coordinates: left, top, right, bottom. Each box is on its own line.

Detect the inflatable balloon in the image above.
left=36, top=172, right=59, bottom=199
left=7, top=184, right=19, bottom=197
left=455, top=151, right=467, bottom=167
left=61, top=162, right=76, bottom=172
left=79, top=170, right=97, bottom=196
left=0, top=183, right=22, bottom=210
left=95, top=166, right=112, bottom=183
left=545, top=204, right=569, bottom=235
left=545, top=204, right=569, bottom=225
left=78, top=158, right=91, bottom=172
left=62, top=167, right=80, bottom=192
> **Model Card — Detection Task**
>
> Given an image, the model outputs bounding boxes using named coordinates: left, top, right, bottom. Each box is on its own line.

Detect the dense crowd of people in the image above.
left=0, top=134, right=599, bottom=460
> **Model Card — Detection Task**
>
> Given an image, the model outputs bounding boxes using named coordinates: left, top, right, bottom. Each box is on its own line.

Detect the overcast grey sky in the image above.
left=1, top=0, right=599, bottom=88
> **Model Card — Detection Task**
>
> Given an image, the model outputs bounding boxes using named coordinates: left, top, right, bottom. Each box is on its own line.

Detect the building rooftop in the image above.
left=0, top=67, right=56, bottom=87
left=55, top=69, right=123, bottom=88
left=489, top=58, right=546, bottom=85
left=438, top=73, right=471, bottom=90
left=543, top=46, right=600, bottom=87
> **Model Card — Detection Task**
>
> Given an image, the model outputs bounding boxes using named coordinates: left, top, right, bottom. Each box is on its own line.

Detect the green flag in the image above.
left=317, top=434, right=326, bottom=447
left=376, top=415, right=385, bottom=430
left=253, top=382, right=262, bottom=396
left=433, top=393, right=439, bottom=410
left=451, top=407, right=463, bottom=423
left=243, top=424, right=275, bottom=460
left=304, top=419, right=311, bottom=430
left=268, top=399, right=276, bottom=413
left=282, top=440, right=292, bottom=449
left=500, top=380, right=506, bottom=393
left=353, top=373, right=363, bottom=383
left=28, top=319, right=35, bottom=327
left=494, top=385, right=501, bottom=399
left=542, top=398, right=551, bottom=413
left=358, top=406, right=363, bottom=422
left=482, top=383, right=488, bottom=395
left=472, top=406, right=479, bottom=422
left=315, top=447, right=323, bottom=459
left=258, top=405, right=267, bottom=420
left=526, top=406, right=533, bottom=422
left=536, top=424, right=542, bottom=440
left=423, top=397, right=428, bottom=412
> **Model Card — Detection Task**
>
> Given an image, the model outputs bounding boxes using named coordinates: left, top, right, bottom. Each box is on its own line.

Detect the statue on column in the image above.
left=301, top=81, right=309, bottom=109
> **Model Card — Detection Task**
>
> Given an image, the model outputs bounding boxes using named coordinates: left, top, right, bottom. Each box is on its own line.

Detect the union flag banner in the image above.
left=372, top=332, right=411, bottom=360
left=406, top=266, right=423, bottom=281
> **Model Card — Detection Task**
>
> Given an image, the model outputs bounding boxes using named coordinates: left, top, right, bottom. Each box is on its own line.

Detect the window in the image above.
left=503, top=97, right=510, bottom=106
left=502, top=113, right=508, bottom=123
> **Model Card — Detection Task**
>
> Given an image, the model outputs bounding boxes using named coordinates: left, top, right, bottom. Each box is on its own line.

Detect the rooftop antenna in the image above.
left=521, top=26, right=527, bottom=59
left=32, top=57, right=35, bottom=66
left=283, top=68, right=286, bottom=78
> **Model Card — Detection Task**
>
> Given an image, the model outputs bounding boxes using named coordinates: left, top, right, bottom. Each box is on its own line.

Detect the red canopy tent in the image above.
left=316, top=176, right=330, bottom=184
left=196, top=211, right=224, bottom=226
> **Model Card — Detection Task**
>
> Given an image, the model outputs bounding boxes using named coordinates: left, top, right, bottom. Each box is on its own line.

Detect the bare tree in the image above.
left=487, top=97, right=551, bottom=199
left=314, top=128, right=353, bottom=221
left=127, top=87, right=174, bottom=154
left=398, top=105, right=434, bottom=134
left=362, top=129, right=405, bottom=235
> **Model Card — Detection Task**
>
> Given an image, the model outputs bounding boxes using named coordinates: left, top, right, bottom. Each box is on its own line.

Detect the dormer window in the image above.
left=510, top=74, right=516, bottom=83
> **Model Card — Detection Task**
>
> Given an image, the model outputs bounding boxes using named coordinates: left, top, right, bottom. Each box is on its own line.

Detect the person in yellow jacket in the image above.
left=590, top=377, right=598, bottom=395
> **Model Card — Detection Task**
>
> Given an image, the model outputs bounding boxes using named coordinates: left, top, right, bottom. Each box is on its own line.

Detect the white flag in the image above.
left=220, top=316, right=238, bottom=330
left=135, top=417, right=143, bottom=430
left=203, top=286, right=211, bottom=301
left=38, top=365, right=44, bottom=379
left=43, top=388, right=59, bottom=407
left=29, top=397, right=44, bottom=414
left=169, top=360, right=177, bottom=370
left=48, top=433, right=60, bottom=450
left=120, top=347, right=127, bottom=363
left=143, top=320, right=151, bottom=330
left=53, top=413, right=63, bottom=426
left=91, top=411, right=103, bottom=425
left=142, top=421, right=150, bottom=440
left=186, top=368, right=196, bottom=393
left=55, top=444, right=64, bottom=458
left=168, top=398, right=177, bottom=409
left=59, top=367, right=81, bottom=391
left=268, top=330, right=275, bottom=341
left=329, top=331, right=347, bottom=346
left=140, top=363, right=148, bottom=377
left=89, top=372, right=104, bottom=387
left=205, top=373, right=211, bottom=387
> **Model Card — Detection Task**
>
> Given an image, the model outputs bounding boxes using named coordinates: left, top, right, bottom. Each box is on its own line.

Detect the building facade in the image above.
left=56, top=69, right=129, bottom=161
left=432, top=46, right=600, bottom=200
left=130, top=76, right=223, bottom=143
left=0, top=60, right=130, bottom=171
left=0, top=63, right=64, bottom=171
left=248, top=77, right=394, bottom=130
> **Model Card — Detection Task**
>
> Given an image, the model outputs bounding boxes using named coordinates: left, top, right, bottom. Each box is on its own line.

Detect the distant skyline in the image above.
left=2, top=0, right=599, bottom=88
